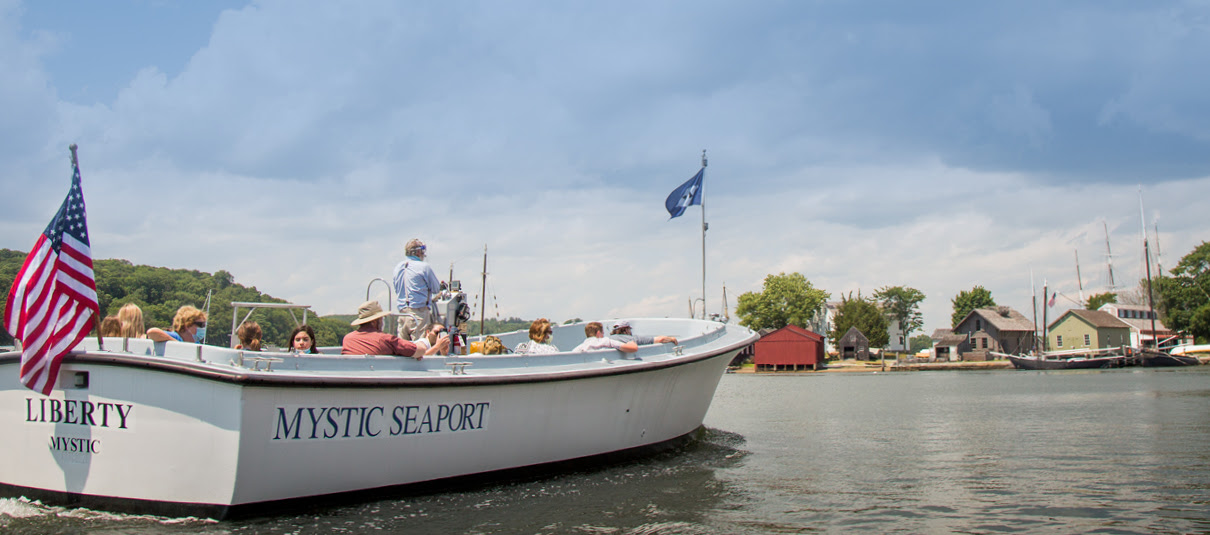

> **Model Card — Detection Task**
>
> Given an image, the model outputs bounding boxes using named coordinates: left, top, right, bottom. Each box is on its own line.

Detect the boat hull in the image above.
left=1006, top=354, right=1128, bottom=370
left=0, top=319, right=753, bottom=518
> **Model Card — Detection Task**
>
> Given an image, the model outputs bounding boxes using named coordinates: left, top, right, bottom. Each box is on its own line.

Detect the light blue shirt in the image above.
left=392, top=256, right=441, bottom=310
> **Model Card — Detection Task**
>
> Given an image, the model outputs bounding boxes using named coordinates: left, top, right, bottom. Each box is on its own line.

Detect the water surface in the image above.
left=3, top=367, right=1208, bottom=533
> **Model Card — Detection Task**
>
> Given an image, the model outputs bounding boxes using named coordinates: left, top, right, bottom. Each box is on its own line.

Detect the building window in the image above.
left=976, top=320, right=982, bottom=331
left=1057, top=335, right=1064, bottom=347
left=981, top=338, right=988, bottom=349
left=1084, top=334, right=1091, bottom=346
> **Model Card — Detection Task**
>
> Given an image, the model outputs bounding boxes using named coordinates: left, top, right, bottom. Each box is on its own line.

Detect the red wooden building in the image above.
left=753, top=325, right=826, bottom=371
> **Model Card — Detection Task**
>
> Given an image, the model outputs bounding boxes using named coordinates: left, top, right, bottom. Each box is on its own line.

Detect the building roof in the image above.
left=1052, top=309, right=1131, bottom=330
left=931, top=328, right=953, bottom=340
left=759, top=324, right=824, bottom=341
left=935, top=333, right=967, bottom=346
left=840, top=326, right=869, bottom=342
left=1097, top=303, right=1172, bottom=333
left=963, top=307, right=1034, bottom=332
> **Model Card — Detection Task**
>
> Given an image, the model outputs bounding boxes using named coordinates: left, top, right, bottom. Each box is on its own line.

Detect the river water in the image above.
left=3, top=367, right=1209, bottom=534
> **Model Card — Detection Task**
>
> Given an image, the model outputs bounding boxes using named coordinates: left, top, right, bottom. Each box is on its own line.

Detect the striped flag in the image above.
left=4, top=157, right=99, bottom=395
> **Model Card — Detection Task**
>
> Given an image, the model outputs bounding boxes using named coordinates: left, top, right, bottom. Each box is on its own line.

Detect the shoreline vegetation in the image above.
left=733, top=355, right=1210, bottom=374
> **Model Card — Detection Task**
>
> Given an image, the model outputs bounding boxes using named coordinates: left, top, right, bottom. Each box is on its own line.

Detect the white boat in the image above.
left=0, top=317, right=756, bottom=519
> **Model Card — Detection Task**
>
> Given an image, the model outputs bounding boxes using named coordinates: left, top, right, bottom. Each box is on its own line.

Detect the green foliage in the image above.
left=951, top=285, right=996, bottom=327
left=909, top=333, right=933, bottom=353
left=1085, top=292, right=1117, bottom=311
left=873, top=286, right=925, bottom=341
left=466, top=317, right=532, bottom=336
left=0, top=250, right=351, bottom=349
left=829, top=292, right=890, bottom=349
left=1157, top=241, right=1210, bottom=343
left=735, top=272, right=830, bottom=331
left=0, top=249, right=25, bottom=345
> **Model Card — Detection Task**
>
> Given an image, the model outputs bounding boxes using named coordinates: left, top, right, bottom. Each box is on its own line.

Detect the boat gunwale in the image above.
left=0, top=332, right=755, bottom=388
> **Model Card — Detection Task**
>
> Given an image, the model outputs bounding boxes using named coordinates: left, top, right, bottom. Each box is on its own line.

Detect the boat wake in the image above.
left=0, top=496, right=216, bottom=528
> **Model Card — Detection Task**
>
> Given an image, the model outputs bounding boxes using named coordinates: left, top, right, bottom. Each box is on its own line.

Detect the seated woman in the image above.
left=117, top=303, right=146, bottom=338
left=514, top=318, right=559, bottom=355
left=288, top=324, right=320, bottom=354
left=235, top=321, right=263, bottom=351
left=147, top=305, right=207, bottom=344
left=99, top=315, right=122, bottom=337
left=414, top=323, right=451, bottom=356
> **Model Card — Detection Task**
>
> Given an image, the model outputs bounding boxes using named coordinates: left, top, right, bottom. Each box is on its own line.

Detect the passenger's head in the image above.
left=426, top=323, right=446, bottom=343
left=237, top=321, right=263, bottom=351
left=288, top=324, right=319, bottom=354
left=351, top=300, right=390, bottom=330
left=610, top=320, right=632, bottom=336
left=483, top=335, right=505, bottom=355
left=171, top=305, right=207, bottom=334
left=584, top=322, right=604, bottom=338
left=99, top=315, right=122, bottom=337
left=406, top=238, right=427, bottom=259
left=117, top=303, right=145, bottom=338
left=529, top=318, right=553, bottom=343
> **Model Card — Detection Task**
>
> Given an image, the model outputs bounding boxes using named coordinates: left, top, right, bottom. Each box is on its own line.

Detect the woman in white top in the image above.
left=414, top=323, right=452, bottom=356
left=515, top=318, right=559, bottom=355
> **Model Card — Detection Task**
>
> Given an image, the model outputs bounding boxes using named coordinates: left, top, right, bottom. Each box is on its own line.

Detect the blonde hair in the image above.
left=528, top=318, right=552, bottom=343
left=171, top=305, right=207, bottom=333
left=482, top=336, right=506, bottom=355
left=117, top=303, right=145, bottom=338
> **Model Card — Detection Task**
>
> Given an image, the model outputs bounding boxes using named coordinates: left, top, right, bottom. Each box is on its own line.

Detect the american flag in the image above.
left=4, top=155, right=99, bottom=395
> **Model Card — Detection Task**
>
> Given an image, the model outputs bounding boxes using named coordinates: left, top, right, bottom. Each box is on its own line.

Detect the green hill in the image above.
left=1, top=249, right=536, bottom=347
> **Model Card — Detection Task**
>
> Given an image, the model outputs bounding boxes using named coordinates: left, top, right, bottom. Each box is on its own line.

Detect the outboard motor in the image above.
left=434, top=280, right=472, bottom=353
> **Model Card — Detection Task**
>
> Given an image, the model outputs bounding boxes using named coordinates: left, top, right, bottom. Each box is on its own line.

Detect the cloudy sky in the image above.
left=2, top=0, right=1208, bottom=336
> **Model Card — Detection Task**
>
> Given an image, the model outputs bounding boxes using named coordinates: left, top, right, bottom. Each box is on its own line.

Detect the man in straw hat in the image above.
left=341, top=300, right=421, bottom=358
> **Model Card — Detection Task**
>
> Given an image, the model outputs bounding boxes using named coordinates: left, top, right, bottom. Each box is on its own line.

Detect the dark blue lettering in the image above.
left=274, top=408, right=302, bottom=440
left=98, top=402, right=111, bottom=427
left=341, top=408, right=357, bottom=438
left=324, top=407, right=340, bottom=438
left=305, top=407, right=326, bottom=439
left=49, top=399, right=62, bottom=422
left=404, top=406, right=420, bottom=434
left=419, top=406, right=434, bottom=434
left=366, top=407, right=383, bottom=437
left=436, top=405, right=451, bottom=432
left=461, top=403, right=478, bottom=430
left=26, top=398, right=34, bottom=422
left=449, top=404, right=465, bottom=431
left=64, top=400, right=77, bottom=424
left=390, top=406, right=404, bottom=435
left=476, top=402, right=490, bottom=428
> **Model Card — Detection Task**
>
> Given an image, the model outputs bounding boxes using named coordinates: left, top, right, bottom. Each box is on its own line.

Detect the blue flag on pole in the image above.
left=665, top=168, right=703, bottom=219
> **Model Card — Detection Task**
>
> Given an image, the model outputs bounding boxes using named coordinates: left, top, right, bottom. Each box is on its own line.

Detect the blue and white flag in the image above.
left=665, top=168, right=704, bottom=219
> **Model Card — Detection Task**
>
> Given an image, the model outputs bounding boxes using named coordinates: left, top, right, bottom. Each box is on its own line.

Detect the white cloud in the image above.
left=2, top=0, right=1209, bottom=340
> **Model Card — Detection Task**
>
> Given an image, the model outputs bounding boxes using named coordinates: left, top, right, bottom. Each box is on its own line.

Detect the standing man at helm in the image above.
left=393, top=238, right=442, bottom=341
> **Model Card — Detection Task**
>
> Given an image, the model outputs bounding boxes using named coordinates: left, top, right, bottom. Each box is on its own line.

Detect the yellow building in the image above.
left=1047, top=309, right=1132, bottom=351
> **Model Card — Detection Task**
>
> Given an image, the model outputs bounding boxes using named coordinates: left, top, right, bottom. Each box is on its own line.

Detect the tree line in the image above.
left=732, top=240, right=1210, bottom=352
left=0, top=251, right=360, bottom=348
left=0, top=250, right=567, bottom=349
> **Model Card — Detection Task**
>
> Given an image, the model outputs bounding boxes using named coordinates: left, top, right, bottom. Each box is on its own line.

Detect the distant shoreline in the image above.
left=734, top=356, right=1209, bottom=374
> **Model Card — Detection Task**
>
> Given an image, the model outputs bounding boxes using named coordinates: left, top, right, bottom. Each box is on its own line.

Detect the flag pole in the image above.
left=700, top=149, right=708, bottom=320
left=70, top=144, right=105, bottom=352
